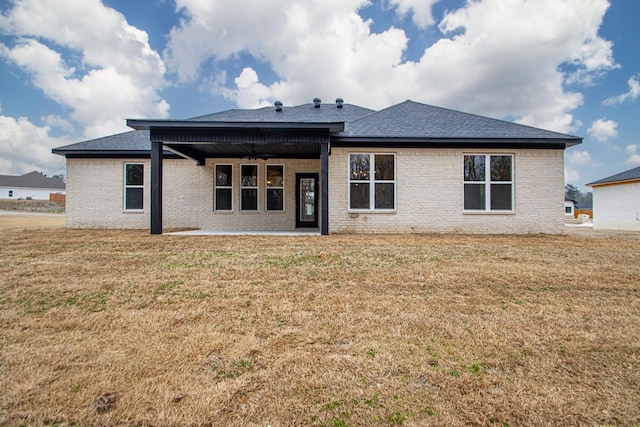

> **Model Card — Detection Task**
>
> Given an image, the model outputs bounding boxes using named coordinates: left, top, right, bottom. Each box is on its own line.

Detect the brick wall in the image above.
left=67, top=148, right=565, bottom=234
left=328, top=147, right=565, bottom=234
left=66, top=157, right=320, bottom=230
left=66, top=158, right=151, bottom=229
left=163, top=158, right=321, bottom=231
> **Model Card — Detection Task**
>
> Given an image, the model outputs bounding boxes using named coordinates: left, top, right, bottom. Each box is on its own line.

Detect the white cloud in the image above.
left=165, top=0, right=613, bottom=134
left=624, top=145, right=640, bottom=167
left=587, top=118, right=618, bottom=142
left=565, top=167, right=581, bottom=184
left=388, top=0, right=440, bottom=28
left=41, top=114, right=75, bottom=134
left=565, top=149, right=595, bottom=185
left=221, top=68, right=273, bottom=109
left=0, top=115, right=67, bottom=176
left=603, top=74, right=640, bottom=106
left=567, top=150, right=593, bottom=165
left=0, top=0, right=169, bottom=139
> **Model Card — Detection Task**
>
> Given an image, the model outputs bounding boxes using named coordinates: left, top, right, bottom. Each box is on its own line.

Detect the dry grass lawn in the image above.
left=1, top=216, right=639, bottom=426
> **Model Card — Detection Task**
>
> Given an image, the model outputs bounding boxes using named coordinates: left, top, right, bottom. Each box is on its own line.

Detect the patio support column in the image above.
left=321, top=142, right=329, bottom=235
left=150, top=139, right=163, bottom=235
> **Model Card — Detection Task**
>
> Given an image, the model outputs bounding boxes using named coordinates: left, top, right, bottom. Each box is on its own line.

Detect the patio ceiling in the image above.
left=163, top=141, right=323, bottom=164
left=126, top=122, right=338, bottom=164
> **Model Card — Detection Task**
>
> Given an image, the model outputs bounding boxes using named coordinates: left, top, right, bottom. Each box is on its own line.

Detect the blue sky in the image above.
left=1, top=0, right=638, bottom=191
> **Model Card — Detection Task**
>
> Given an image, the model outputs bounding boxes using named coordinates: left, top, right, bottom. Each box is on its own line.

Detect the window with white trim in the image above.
left=349, top=153, right=395, bottom=210
left=463, top=154, right=513, bottom=211
left=214, top=164, right=233, bottom=211
left=241, top=164, right=258, bottom=211
left=124, top=163, right=144, bottom=210
left=266, top=165, right=284, bottom=211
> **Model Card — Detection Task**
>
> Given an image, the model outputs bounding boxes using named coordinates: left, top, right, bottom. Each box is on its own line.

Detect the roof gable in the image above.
left=587, top=166, right=640, bottom=186
left=0, top=171, right=65, bottom=189
left=340, top=100, right=581, bottom=143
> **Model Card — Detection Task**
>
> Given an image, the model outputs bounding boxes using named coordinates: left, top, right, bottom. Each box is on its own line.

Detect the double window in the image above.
left=216, top=164, right=285, bottom=212
left=349, top=153, right=395, bottom=210
left=124, top=163, right=144, bottom=210
left=463, top=154, right=513, bottom=211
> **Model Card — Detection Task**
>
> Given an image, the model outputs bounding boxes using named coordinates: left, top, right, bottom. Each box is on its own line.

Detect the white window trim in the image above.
left=214, top=163, right=234, bottom=212
left=348, top=153, right=397, bottom=212
left=265, top=164, right=285, bottom=212
left=123, top=162, right=144, bottom=212
left=463, top=154, right=514, bottom=213
left=240, top=164, right=259, bottom=212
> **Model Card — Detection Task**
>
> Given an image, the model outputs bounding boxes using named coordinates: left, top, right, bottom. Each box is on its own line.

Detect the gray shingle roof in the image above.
left=340, top=100, right=581, bottom=141
left=587, top=166, right=640, bottom=186
left=0, top=171, right=65, bottom=189
left=189, top=103, right=374, bottom=123
left=53, top=130, right=151, bottom=153
left=53, top=100, right=581, bottom=155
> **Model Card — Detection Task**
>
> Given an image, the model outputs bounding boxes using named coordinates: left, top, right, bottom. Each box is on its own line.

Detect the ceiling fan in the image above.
left=246, top=144, right=276, bottom=161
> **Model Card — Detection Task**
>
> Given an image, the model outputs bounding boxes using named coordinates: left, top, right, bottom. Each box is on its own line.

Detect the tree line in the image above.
left=565, top=184, right=593, bottom=209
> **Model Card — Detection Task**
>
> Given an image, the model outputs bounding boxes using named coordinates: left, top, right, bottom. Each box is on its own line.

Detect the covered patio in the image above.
left=126, top=119, right=343, bottom=235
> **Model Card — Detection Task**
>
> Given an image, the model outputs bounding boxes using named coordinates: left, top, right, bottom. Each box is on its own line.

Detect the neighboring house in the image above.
left=564, top=198, right=577, bottom=217
left=52, top=99, right=581, bottom=234
left=0, top=171, right=66, bottom=200
left=587, top=165, right=640, bottom=231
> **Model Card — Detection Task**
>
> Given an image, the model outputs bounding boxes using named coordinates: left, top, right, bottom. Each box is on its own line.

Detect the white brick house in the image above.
left=53, top=99, right=581, bottom=234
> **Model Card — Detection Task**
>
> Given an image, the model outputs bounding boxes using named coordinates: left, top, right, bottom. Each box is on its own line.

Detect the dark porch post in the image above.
left=150, top=139, right=163, bottom=234
left=321, top=142, right=329, bottom=235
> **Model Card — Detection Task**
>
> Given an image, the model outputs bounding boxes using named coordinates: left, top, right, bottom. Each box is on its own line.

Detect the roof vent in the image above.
left=274, top=100, right=283, bottom=112
left=313, top=97, right=321, bottom=108
left=336, top=98, right=344, bottom=108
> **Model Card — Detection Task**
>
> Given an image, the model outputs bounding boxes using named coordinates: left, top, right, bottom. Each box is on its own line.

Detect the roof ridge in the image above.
left=187, top=102, right=372, bottom=120
left=187, top=105, right=275, bottom=121
left=413, top=100, right=581, bottom=139
left=344, top=99, right=581, bottom=140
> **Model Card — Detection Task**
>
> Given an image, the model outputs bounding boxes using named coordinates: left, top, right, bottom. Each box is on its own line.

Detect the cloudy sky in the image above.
left=0, top=0, right=638, bottom=190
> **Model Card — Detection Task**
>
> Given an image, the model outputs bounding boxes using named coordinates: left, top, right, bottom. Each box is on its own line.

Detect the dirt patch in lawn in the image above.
left=0, top=199, right=65, bottom=214
left=0, top=212, right=65, bottom=231
left=0, top=226, right=639, bottom=426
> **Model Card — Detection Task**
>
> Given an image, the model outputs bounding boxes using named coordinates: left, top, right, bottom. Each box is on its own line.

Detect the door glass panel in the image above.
left=299, top=178, right=315, bottom=222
